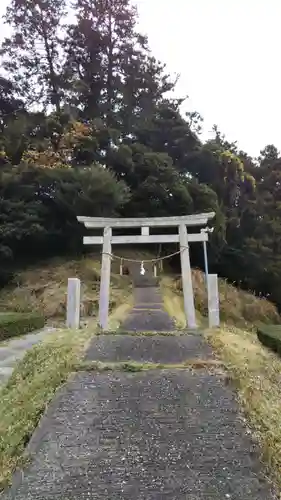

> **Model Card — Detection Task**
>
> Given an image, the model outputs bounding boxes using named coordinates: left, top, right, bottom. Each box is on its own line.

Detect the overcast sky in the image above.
left=1, top=0, right=280, bottom=158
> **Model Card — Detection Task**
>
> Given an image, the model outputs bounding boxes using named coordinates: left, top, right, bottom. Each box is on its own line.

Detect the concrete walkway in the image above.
left=0, top=328, right=56, bottom=386
left=2, top=333, right=278, bottom=499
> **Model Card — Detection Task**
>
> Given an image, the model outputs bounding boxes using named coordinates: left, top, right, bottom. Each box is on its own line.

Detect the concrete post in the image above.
left=66, top=278, right=81, bottom=329
left=202, top=240, right=209, bottom=287
left=207, top=274, right=220, bottom=327
left=99, top=226, right=112, bottom=330
left=178, top=224, right=197, bottom=328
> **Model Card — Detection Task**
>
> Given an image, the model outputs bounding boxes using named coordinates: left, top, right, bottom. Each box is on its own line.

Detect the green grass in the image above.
left=0, top=325, right=94, bottom=490
left=0, top=312, right=44, bottom=341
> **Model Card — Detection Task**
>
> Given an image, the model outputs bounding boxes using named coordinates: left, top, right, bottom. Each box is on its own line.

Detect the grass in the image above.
left=106, top=300, right=133, bottom=330
left=161, top=276, right=206, bottom=328
left=162, top=269, right=280, bottom=327
left=206, top=326, right=281, bottom=488
left=0, top=252, right=134, bottom=324
left=0, top=325, right=94, bottom=490
left=96, top=330, right=185, bottom=336
left=77, top=359, right=225, bottom=372
left=0, top=312, right=44, bottom=341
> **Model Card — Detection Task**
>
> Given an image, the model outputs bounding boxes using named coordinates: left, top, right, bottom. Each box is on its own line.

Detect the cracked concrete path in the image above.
left=0, top=327, right=56, bottom=386
left=1, top=333, right=278, bottom=499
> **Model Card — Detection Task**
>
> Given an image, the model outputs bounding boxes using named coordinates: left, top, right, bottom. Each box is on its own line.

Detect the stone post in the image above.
left=207, top=274, right=220, bottom=327
left=179, top=224, right=197, bottom=328
left=99, top=226, right=112, bottom=330
left=66, top=278, right=81, bottom=329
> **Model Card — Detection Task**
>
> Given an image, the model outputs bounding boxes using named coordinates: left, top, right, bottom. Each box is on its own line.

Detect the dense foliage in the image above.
left=0, top=0, right=280, bottom=307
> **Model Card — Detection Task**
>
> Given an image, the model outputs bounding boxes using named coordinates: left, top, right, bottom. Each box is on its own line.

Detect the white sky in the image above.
left=136, top=0, right=281, bottom=157
left=1, top=0, right=280, bottom=157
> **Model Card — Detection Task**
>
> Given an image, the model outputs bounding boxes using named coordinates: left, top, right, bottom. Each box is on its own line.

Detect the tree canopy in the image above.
left=0, top=0, right=281, bottom=308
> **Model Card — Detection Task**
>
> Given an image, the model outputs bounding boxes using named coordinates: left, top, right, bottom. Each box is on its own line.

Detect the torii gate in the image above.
left=77, top=212, right=215, bottom=330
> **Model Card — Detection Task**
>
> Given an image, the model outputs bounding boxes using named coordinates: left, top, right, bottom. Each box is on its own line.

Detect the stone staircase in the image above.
left=122, top=265, right=174, bottom=332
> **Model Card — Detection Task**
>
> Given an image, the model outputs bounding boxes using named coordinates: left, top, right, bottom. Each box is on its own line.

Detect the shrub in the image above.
left=0, top=313, right=45, bottom=341
left=257, top=325, right=281, bottom=355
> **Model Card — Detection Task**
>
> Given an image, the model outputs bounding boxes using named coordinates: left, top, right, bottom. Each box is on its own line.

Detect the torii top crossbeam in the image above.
left=77, top=212, right=215, bottom=228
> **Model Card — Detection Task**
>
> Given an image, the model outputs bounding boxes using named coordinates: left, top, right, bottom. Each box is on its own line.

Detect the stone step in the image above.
left=122, top=310, right=174, bottom=332
left=132, top=276, right=159, bottom=288
left=133, top=287, right=162, bottom=303
left=85, top=334, right=213, bottom=363
left=4, top=370, right=276, bottom=499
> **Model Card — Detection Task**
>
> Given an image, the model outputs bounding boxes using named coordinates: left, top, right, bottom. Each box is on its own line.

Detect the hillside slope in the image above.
left=162, top=270, right=280, bottom=328
left=0, top=251, right=279, bottom=328
left=0, top=254, right=131, bottom=324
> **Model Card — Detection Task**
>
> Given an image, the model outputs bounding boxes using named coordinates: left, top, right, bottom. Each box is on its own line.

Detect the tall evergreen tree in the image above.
left=64, top=0, right=173, bottom=133
left=134, top=102, right=200, bottom=174
left=1, top=0, right=66, bottom=112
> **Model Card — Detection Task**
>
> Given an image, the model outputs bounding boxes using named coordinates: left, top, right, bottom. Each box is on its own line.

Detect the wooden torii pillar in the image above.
left=77, top=213, right=215, bottom=330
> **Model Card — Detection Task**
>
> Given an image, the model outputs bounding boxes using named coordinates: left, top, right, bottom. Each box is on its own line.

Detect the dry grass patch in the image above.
left=206, top=326, right=281, bottom=487
left=164, top=269, right=280, bottom=327
left=161, top=279, right=186, bottom=329
left=106, top=299, right=134, bottom=330
left=161, top=275, right=209, bottom=328
left=0, top=253, right=133, bottom=323
left=0, top=248, right=158, bottom=324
